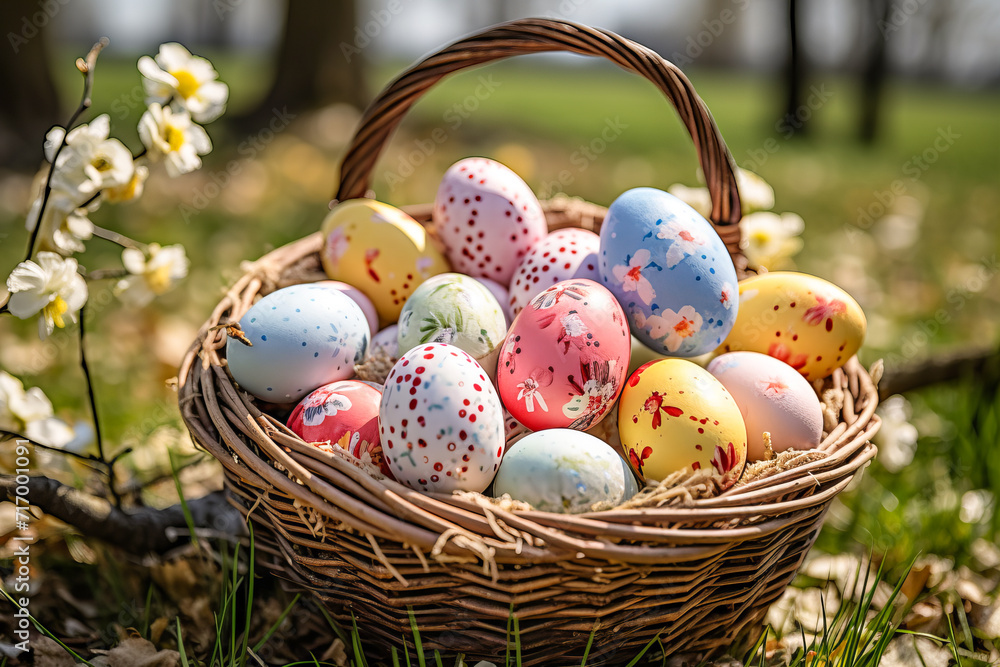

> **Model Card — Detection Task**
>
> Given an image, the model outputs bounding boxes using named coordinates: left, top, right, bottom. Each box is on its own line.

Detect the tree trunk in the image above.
left=782, top=0, right=808, bottom=137
left=0, top=0, right=62, bottom=168
left=233, top=0, right=367, bottom=131
left=859, top=0, right=891, bottom=144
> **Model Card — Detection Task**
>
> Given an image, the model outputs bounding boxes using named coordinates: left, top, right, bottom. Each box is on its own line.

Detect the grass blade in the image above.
left=240, top=524, right=256, bottom=666
left=253, top=593, right=301, bottom=652
left=350, top=612, right=369, bottom=667
left=513, top=614, right=522, bottom=667
left=169, top=450, right=199, bottom=550
left=408, top=607, right=426, bottom=667
left=580, top=626, right=597, bottom=666
left=434, top=650, right=444, bottom=667
left=0, top=587, right=93, bottom=666
left=176, top=617, right=190, bottom=667
left=625, top=632, right=661, bottom=667
left=391, top=646, right=400, bottom=667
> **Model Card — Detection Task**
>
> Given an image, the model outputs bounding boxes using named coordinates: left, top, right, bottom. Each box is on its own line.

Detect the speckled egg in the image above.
left=717, top=272, right=866, bottom=381
left=321, top=199, right=450, bottom=326
left=433, top=157, right=547, bottom=284
left=227, top=284, right=370, bottom=403
left=494, top=430, right=638, bottom=513
left=317, top=281, right=378, bottom=339
left=497, top=279, right=631, bottom=432
left=707, top=352, right=823, bottom=461
left=618, top=358, right=747, bottom=488
left=368, top=324, right=399, bottom=360
left=397, top=273, right=507, bottom=361
left=287, top=380, right=392, bottom=476
left=599, top=188, right=739, bottom=356
left=379, top=343, right=504, bottom=493
left=508, top=228, right=601, bottom=318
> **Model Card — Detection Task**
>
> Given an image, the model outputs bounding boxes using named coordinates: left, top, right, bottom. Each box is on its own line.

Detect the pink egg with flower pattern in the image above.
left=433, top=158, right=547, bottom=284
left=497, top=279, right=631, bottom=432
left=508, top=228, right=601, bottom=318
left=287, top=380, right=392, bottom=477
left=379, top=343, right=505, bottom=493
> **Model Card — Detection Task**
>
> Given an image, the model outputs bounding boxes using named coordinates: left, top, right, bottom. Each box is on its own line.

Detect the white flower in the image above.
left=139, top=104, right=211, bottom=177
left=736, top=168, right=775, bottom=213
left=138, top=42, right=229, bottom=123
left=874, top=395, right=918, bottom=473
left=636, top=305, right=703, bottom=352
left=0, top=372, right=75, bottom=448
left=26, top=194, right=94, bottom=255
left=103, top=164, right=148, bottom=203
left=6, top=253, right=88, bottom=339
left=114, top=243, right=189, bottom=307
left=667, top=183, right=712, bottom=218
left=739, top=211, right=805, bottom=270
left=44, top=114, right=134, bottom=199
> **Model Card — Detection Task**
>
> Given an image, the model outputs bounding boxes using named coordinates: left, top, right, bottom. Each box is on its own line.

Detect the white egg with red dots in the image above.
left=226, top=284, right=370, bottom=403
left=433, top=157, right=547, bottom=285
left=508, top=228, right=601, bottom=318
left=379, top=342, right=505, bottom=493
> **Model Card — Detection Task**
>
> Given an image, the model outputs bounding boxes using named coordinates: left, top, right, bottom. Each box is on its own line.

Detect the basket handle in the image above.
left=335, top=17, right=743, bottom=248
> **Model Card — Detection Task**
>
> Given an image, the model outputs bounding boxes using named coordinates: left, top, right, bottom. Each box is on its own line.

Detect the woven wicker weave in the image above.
left=178, top=18, right=880, bottom=666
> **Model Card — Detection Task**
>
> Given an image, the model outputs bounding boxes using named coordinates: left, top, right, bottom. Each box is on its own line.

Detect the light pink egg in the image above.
left=508, top=228, right=601, bottom=318
left=707, top=351, right=823, bottom=462
left=497, top=279, right=631, bottom=432
left=287, top=380, right=392, bottom=477
left=433, top=157, right=547, bottom=285
left=317, top=281, right=378, bottom=338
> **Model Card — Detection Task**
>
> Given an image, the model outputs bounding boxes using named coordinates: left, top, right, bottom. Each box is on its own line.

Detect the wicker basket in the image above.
left=178, top=18, right=880, bottom=666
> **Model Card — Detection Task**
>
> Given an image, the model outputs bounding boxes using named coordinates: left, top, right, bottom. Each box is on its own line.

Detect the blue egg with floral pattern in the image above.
left=227, top=283, right=370, bottom=403
left=598, top=187, right=738, bottom=356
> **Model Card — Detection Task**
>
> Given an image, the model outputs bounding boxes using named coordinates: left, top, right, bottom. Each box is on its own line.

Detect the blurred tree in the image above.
left=234, top=0, right=367, bottom=130
left=859, top=0, right=890, bottom=144
left=782, top=0, right=808, bottom=138
left=0, top=0, right=61, bottom=169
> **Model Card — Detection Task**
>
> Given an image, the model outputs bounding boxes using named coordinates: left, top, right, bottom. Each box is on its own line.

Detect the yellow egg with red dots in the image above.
left=617, top=358, right=747, bottom=488
left=320, top=199, right=450, bottom=327
left=716, top=272, right=867, bottom=381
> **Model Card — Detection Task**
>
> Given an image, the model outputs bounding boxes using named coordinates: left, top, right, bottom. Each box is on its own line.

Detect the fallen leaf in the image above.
left=31, top=636, right=77, bottom=667
left=320, top=637, right=348, bottom=666
left=103, top=637, right=180, bottom=667
left=150, top=616, right=169, bottom=645
left=879, top=634, right=951, bottom=667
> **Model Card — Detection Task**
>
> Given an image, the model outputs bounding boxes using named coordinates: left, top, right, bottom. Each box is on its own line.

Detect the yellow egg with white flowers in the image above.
left=320, top=199, right=450, bottom=327
left=716, top=272, right=866, bottom=381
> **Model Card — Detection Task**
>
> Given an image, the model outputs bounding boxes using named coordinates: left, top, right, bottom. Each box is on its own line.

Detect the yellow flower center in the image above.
left=92, top=155, right=112, bottom=172
left=44, top=295, right=69, bottom=329
left=171, top=69, right=200, bottom=100
left=750, top=230, right=771, bottom=246
left=146, top=264, right=173, bottom=295
left=164, top=124, right=185, bottom=152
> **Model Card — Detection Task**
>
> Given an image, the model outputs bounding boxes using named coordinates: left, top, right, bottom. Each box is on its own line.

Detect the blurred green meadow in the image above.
left=3, top=47, right=1000, bottom=661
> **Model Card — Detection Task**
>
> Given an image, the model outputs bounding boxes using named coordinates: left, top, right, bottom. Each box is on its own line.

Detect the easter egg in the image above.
left=379, top=343, right=504, bottom=493
left=397, top=273, right=507, bottom=361
left=476, top=277, right=512, bottom=327
left=287, top=380, right=392, bottom=476
left=599, top=187, right=738, bottom=356
left=618, top=358, right=747, bottom=488
left=493, top=430, right=638, bottom=513
left=508, top=228, right=601, bottom=318
left=498, top=279, right=631, bottom=432
left=368, top=324, right=399, bottom=360
left=433, top=157, right=547, bottom=284
left=717, top=272, right=866, bottom=380
left=707, top=352, right=823, bottom=462
left=317, top=281, right=378, bottom=339
left=227, top=284, right=370, bottom=403
left=320, top=199, right=450, bottom=326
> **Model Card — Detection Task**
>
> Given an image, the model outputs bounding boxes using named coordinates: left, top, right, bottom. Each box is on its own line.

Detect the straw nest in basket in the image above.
left=178, top=17, right=882, bottom=667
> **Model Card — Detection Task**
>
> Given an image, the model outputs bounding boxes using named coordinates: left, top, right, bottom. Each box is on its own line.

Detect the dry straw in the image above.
left=179, top=18, right=880, bottom=666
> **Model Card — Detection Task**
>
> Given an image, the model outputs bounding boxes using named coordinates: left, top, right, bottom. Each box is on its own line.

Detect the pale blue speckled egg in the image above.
left=599, top=188, right=738, bottom=356
left=493, top=429, right=638, bottom=513
left=227, top=283, right=370, bottom=403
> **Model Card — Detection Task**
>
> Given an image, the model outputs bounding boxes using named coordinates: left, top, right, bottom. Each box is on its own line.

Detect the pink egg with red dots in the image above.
left=379, top=342, right=505, bottom=493
left=508, top=228, right=601, bottom=318
left=433, top=157, right=547, bottom=285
